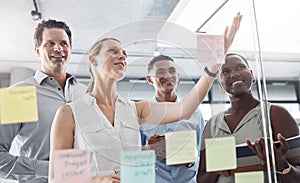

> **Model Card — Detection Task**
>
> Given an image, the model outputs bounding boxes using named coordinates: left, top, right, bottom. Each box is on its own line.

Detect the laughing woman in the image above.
left=197, top=53, right=300, bottom=183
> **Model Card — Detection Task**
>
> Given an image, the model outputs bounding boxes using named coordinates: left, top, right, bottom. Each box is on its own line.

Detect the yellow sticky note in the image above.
left=0, top=86, right=38, bottom=124
left=205, top=136, right=236, bottom=172
left=235, top=171, right=264, bottom=183
left=165, top=130, right=197, bottom=165
left=196, top=34, right=225, bottom=64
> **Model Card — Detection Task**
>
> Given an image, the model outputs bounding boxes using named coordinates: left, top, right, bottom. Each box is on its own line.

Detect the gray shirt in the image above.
left=0, top=71, right=87, bottom=183
left=206, top=103, right=270, bottom=183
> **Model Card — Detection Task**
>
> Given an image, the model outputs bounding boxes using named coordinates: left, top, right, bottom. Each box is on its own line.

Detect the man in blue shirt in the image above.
left=140, top=55, right=204, bottom=183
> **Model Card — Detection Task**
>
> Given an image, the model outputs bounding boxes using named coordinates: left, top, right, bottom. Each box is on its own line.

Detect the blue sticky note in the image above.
left=121, top=150, right=155, bottom=183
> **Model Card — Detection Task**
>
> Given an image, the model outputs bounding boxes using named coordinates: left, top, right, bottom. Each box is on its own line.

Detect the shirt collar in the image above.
left=86, top=93, right=127, bottom=106
left=216, top=104, right=262, bottom=133
left=117, top=95, right=127, bottom=104
left=34, top=70, right=77, bottom=85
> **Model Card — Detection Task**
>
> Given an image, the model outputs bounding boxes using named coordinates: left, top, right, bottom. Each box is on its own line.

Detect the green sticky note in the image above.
left=0, top=86, right=38, bottom=124
left=165, top=130, right=197, bottom=165
left=205, top=136, right=236, bottom=172
left=121, top=150, right=155, bottom=183
left=235, top=171, right=264, bottom=183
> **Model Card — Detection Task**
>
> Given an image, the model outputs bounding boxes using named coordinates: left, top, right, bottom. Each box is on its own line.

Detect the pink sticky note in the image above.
left=53, top=149, right=91, bottom=183
left=196, top=34, right=225, bottom=64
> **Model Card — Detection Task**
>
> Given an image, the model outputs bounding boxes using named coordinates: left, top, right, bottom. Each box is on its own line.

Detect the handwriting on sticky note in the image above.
left=235, top=171, right=264, bottom=183
left=121, top=150, right=155, bottom=183
left=196, top=34, right=225, bottom=64
left=205, top=136, right=236, bottom=172
left=0, top=86, right=38, bottom=124
left=53, top=149, right=91, bottom=183
left=165, top=130, right=197, bottom=165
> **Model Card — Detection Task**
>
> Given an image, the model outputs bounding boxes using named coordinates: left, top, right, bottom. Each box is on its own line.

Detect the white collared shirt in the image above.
left=71, top=94, right=141, bottom=176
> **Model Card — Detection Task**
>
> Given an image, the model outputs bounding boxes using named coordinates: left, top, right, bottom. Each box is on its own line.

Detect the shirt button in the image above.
left=58, top=88, right=61, bottom=90
left=49, top=78, right=53, bottom=80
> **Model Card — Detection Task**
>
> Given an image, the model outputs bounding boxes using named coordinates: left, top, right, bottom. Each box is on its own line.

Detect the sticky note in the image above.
left=121, top=150, right=155, bottom=183
left=165, top=130, right=197, bottom=165
left=235, top=171, right=264, bottom=183
left=205, top=136, right=236, bottom=172
left=53, top=149, right=91, bottom=183
left=0, top=86, right=38, bottom=124
left=196, top=34, right=225, bottom=64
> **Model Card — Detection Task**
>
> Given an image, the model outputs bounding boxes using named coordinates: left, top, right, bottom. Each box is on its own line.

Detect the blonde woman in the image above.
left=49, top=13, right=242, bottom=183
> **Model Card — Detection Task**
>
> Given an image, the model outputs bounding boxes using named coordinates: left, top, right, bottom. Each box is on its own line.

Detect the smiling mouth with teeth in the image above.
left=52, top=55, right=65, bottom=58
left=51, top=55, right=66, bottom=61
left=232, top=80, right=243, bottom=86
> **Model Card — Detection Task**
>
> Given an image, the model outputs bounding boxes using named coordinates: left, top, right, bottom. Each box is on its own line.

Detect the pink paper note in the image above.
left=196, top=34, right=225, bottom=64
left=53, top=149, right=91, bottom=183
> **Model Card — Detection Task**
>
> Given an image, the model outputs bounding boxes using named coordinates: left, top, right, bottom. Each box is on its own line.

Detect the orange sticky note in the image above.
left=196, top=34, right=225, bottom=64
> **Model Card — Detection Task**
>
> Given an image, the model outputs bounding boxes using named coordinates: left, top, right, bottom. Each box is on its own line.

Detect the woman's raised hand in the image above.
left=224, top=12, right=243, bottom=53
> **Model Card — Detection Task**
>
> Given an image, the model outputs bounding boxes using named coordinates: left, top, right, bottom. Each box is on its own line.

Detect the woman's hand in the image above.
left=246, top=133, right=290, bottom=170
left=205, top=12, right=243, bottom=75
left=224, top=12, right=243, bottom=53
left=92, top=175, right=120, bottom=183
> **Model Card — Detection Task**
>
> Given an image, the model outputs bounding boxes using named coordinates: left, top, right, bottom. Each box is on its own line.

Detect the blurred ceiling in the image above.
left=0, top=0, right=299, bottom=80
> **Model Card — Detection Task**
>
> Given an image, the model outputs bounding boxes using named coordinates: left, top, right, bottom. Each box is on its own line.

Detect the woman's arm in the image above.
left=275, top=134, right=300, bottom=183
left=48, top=105, right=75, bottom=182
left=136, top=13, right=242, bottom=125
left=246, top=105, right=300, bottom=183
left=270, top=104, right=299, bottom=139
left=270, top=105, right=300, bottom=183
left=135, top=72, right=215, bottom=125
left=48, top=106, right=121, bottom=183
left=247, top=134, right=300, bottom=183
left=197, top=150, right=220, bottom=183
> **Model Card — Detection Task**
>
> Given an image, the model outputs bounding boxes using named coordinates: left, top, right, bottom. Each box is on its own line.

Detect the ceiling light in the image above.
left=31, top=10, right=41, bottom=21
left=31, top=0, right=41, bottom=21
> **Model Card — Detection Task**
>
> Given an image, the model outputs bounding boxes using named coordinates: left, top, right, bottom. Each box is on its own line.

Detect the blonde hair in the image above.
left=86, top=38, right=121, bottom=93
